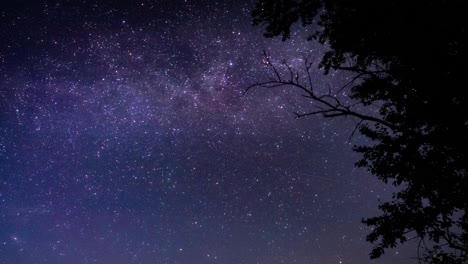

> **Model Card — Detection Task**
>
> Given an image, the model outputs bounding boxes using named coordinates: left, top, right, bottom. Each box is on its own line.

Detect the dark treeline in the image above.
left=250, top=1, right=468, bottom=263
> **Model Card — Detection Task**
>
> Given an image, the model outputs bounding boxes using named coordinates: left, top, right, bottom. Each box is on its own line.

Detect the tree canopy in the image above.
left=251, top=0, right=468, bottom=262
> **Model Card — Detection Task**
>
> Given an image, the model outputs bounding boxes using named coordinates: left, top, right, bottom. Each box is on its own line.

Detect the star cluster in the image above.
left=1, top=1, right=414, bottom=263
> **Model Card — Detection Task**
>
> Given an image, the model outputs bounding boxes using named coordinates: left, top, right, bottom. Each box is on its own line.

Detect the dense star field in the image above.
left=0, top=1, right=414, bottom=263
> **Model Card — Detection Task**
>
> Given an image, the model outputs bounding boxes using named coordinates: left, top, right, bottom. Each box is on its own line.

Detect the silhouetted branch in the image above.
left=331, top=65, right=389, bottom=76
left=336, top=72, right=366, bottom=95
left=263, top=50, right=282, bottom=82
left=246, top=53, right=398, bottom=131
left=349, top=119, right=364, bottom=141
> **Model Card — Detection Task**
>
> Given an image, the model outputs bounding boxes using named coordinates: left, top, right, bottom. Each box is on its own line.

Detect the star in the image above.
left=0, top=1, right=411, bottom=263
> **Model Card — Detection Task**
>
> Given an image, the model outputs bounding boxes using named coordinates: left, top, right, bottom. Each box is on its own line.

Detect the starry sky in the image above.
left=0, top=1, right=416, bottom=263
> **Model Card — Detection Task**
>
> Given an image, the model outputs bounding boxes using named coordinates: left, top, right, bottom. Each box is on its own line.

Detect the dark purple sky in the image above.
left=0, top=1, right=416, bottom=263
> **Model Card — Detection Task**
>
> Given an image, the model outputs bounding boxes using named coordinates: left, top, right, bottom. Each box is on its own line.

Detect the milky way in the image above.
left=1, top=1, right=415, bottom=263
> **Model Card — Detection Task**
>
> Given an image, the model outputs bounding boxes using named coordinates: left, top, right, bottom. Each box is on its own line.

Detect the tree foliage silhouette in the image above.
left=251, top=0, right=468, bottom=262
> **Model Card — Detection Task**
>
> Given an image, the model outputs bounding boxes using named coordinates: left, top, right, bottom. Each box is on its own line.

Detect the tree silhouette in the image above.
left=250, top=0, right=468, bottom=262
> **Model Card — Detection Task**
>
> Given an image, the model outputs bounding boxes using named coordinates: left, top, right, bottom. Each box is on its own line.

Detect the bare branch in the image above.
left=349, top=119, right=364, bottom=142
left=246, top=53, right=399, bottom=131
left=336, top=72, right=367, bottom=95
left=263, top=50, right=282, bottom=82
left=282, top=59, right=295, bottom=83
left=331, top=65, right=389, bottom=76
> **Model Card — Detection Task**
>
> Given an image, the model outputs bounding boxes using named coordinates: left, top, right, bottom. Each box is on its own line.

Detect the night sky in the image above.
left=1, top=1, right=415, bottom=263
